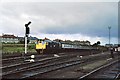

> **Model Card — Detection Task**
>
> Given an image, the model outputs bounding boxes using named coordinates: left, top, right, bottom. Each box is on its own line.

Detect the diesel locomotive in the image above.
left=35, top=39, right=98, bottom=54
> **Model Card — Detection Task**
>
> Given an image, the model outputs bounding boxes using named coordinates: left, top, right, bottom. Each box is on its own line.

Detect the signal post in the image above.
left=24, top=21, right=31, bottom=59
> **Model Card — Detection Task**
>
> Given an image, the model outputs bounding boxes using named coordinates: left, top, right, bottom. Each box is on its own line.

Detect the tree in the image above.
left=92, top=41, right=101, bottom=47
left=19, top=38, right=30, bottom=44
left=92, top=43, right=97, bottom=46
left=97, top=41, right=101, bottom=45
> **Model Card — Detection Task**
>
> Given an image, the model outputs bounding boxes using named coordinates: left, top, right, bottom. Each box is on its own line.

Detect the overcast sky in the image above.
left=0, top=1, right=118, bottom=45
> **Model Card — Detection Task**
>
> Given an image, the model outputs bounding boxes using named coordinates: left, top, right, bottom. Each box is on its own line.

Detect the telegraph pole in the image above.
left=25, top=21, right=31, bottom=55
left=108, top=26, right=114, bottom=58
left=108, top=26, right=111, bottom=47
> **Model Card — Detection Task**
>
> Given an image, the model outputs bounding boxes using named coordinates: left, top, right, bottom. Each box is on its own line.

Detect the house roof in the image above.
left=2, top=34, right=17, bottom=38
left=29, top=36, right=38, bottom=40
left=18, top=37, right=24, bottom=40
left=18, top=36, right=38, bottom=40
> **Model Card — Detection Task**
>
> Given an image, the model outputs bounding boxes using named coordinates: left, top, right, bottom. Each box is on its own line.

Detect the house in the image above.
left=0, top=34, right=19, bottom=43
left=18, top=36, right=38, bottom=44
left=105, top=44, right=113, bottom=47
left=18, top=37, right=24, bottom=43
left=28, top=36, right=38, bottom=43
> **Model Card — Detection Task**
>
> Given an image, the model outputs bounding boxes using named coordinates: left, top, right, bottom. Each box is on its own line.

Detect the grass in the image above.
left=2, top=43, right=36, bottom=54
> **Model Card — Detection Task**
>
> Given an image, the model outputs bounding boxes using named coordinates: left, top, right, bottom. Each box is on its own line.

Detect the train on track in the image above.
left=35, top=39, right=99, bottom=54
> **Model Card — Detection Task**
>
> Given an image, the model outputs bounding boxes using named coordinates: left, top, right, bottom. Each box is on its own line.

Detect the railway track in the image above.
left=2, top=51, right=110, bottom=67
left=2, top=53, right=78, bottom=76
left=2, top=52, right=80, bottom=66
left=2, top=52, right=110, bottom=74
left=79, top=59, right=120, bottom=79
left=2, top=52, right=113, bottom=79
left=2, top=52, right=106, bottom=72
left=1, top=54, right=54, bottom=73
left=2, top=54, right=53, bottom=66
left=3, top=57, right=82, bottom=79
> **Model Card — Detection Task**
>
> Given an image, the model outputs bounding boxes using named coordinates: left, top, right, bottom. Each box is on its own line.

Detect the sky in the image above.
left=0, top=0, right=119, bottom=45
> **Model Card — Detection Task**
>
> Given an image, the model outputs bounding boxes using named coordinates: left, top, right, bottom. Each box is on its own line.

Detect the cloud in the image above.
left=1, top=0, right=119, bottom=2
left=0, top=2, right=118, bottom=45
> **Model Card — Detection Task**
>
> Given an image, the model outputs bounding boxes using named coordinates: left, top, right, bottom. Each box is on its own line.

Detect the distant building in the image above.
left=18, top=36, right=38, bottom=43
left=0, top=34, right=19, bottom=43
left=73, top=40, right=90, bottom=46
left=105, top=44, right=113, bottom=47
left=0, top=34, right=39, bottom=44
left=113, top=44, right=120, bottom=47
left=53, top=39, right=91, bottom=46
left=53, top=39, right=63, bottom=42
left=18, top=37, right=24, bottom=43
left=29, top=36, right=38, bottom=43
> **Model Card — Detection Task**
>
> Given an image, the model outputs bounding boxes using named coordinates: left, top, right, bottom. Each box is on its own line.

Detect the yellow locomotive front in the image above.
left=35, top=39, right=48, bottom=54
